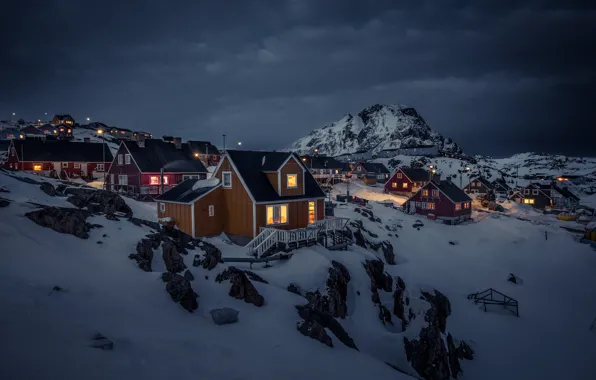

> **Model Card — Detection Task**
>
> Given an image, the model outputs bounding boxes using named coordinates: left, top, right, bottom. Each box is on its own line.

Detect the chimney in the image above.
left=173, top=137, right=182, bottom=149
left=137, top=133, right=146, bottom=148
left=83, top=137, right=90, bottom=143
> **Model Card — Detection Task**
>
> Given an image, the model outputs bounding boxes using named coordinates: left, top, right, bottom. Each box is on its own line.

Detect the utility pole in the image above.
left=222, top=134, right=227, bottom=153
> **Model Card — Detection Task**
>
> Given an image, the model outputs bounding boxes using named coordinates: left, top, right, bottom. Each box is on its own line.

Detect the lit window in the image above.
left=120, top=131, right=125, bottom=134
left=287, top=174, right=297, bottom=188
left=67, top=129, right=71, bottom=133
left=159, top=203, right=165, bottom=212
left=150, top=176, right=167, bottom=185
left=19, top=135, right=24, bottom=139
left=308, top=201, right=316, bottom=224
left=432, top=189, right=439, bottom=198
left=266, top=204, right=288, bottom=225
left=53, top=130, right=57, bottom=134
left=385, top=174, right=389, bottom=178
left=194, top=153, right=199, bottom=158
left=60, top=128, right=64, bottom=132
left=464, top=202, right=470, bottom=209
left=427, top=203, right=435, bottom=210
left=222, top=171, right=232, bottom=188
left=357, top=166, right=361, bottom=171
left=392, top=182, right=397, bottom=188
left=74, top=163, right=81, bottom=169
left=208, top=205, right=215, bottom=217
left=402, top=183, right=408, bottom=189
left=96, top=164, right=105, bottom=172
left=335, top=169, right=339, bottom=174
left=455, top=203, right=461, bottom=211
left=396, top=173, right=402, bottom=179
left=125, top=154, right=131, bottom=164
left=524, top=199, right=535, bottom=205
left=422, top=189, right=429, bottom=196
left=61, top=162, right=69, bottom=168
left=117, top=154, right=123, bottom=165
left=33, top=164, right=42, bottom=171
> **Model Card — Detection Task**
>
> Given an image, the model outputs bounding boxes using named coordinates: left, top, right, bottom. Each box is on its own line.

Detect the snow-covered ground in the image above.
left=331, top=180, right=407, bottom=206
left=1, top=172, right=595, bottom=380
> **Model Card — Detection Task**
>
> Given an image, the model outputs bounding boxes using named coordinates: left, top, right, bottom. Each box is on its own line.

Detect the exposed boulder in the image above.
left=297, top=319, right=333, bottom=347
left=215, top=267, right=265, bottom=307
left=507, top=273, right=523, bottom=285
left=421, top=290, right=451, bottom=333
left=304, top=260, right=351, bottom=319
left=165, top=274, right=198, bottom=312
left=393, top=276, right=408, bottom=330
left=404, top=322, right=450, bottom=380
left=381, top=241, right=396, bottom=265
left=363, top=259, right=393, bottom=293
left=210, top=307, right=239, bottom=325
left=353, top=228, right=367, bottom=248
left=39, top=182, right=56, bottom=196
left=197, top=241, right=223, bottom=270
left=244, top=270, right=268, bottom=284
left=184, top=270, right=195, bottom=281
left=66, top=189, right=132, bottom=216
left=287, top=283, right=302, bottom=295
left=296, top=305, right=358, bottom=350
left=161, top=272, right=174, bottom=282
left=25, top=207, right=90, bottom=239
left=90, top=333, right=114, bottom=351
left=66, top=195, right=87, bottom=209
left=447, top=333, right=461, bottom=378
left=129, top=239, right=154, bottom=272
left=162, top=241, right=186, bottom=274
left=378, top=304, right=393, bottom=325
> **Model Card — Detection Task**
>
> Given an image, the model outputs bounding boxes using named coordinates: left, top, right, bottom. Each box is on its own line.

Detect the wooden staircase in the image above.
left=246, top=217, right=350, bottom=257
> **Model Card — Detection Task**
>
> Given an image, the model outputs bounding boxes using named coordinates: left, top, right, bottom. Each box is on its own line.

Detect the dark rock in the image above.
left=90, top=333, right=114, bottom=351
left=0, top=199, right=10, bottom=207
left=192, top=254, right=201, bottom=267
left=105, top=214, right=119, bottom=221
left=165, top=274, right=198, bottom=312
left=421, top=290, right=451, bottom=333
left=0, top=186, right=9, bottom=193
left=404, top=323, right=450, bottom=380
left=66, top=189, right=132, bottom=216
left=129, top=239, right=154, bottom=272
left=456, top=340, right=474, bottom=360
left=162, top=241, right=186, bottom=273
left=90, top=223, right=103, bottom=229
left=66, top=195, right=87, bottom=208
left=210, top=308, right=239, bottom=325
left=379, top=304, right=393, bottom=325
left=353, top=228, right=367, bottom=248
left=197, top=241, right=223, bottom=270
left=507, top=273, right=523, bottom=285
left=413, top=220, right=424, bottom=228
left=102, top=234, right=107, bottom=238
left=25, top=207, right=90, bottom=239
left=449, top=240, right=458, bottom=246
left=52, top=286, right=63, bottom=292
left=447, top=333, right=462, bottom=378
left=287, top=283, right=302, bottom=295
left=393, top=276, right=408, bottom=330
left=297, top=319, right=333, bottom=347
left=161, top=272, right=174, bottom=282
left=362, top=259, right=393, bottom=293
left=296, top=305, right=358, bottom=350
left=381, top=241, right=396, bottom=265
left=39, top=182, right=56, bottom=196
left=215, top=267, right=264, bottom=307
left=96, top=241, right=103, bottom=244
left=184, top=270, right=195, bottom=281
left=244, top=270, right=268, bottom=284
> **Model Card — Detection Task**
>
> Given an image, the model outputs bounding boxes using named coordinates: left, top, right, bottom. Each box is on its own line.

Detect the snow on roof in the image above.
left=192, top=177, right=220, bottom=191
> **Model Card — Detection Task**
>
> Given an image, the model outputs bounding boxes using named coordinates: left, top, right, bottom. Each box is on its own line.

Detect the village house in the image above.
left=334, top=153, right=353, bottom=163
left=6, top=139, right=112, bottom=180
left=51, top=114, right=75, bottom=126
left=156, top=150, right=326, bottom=240
left=509, top=182, right=580, bottom=209
left=19, top=125, right=46, bottom=140
left=385, top=167, right=436, bottom=196
left=106, top=136, right=207, bottom=196
left=0, top=128, right=24, bottom=140
left=492, top=178, right=512, bottom=198
left=464, top=176, right=494, bottom=195
left=133, top=131, right=153, bottom=139
left=109, top=127, right=135, bottom=140
left=349, top=161, right=390, bottom=183
left=187, top=140, right=221, bottom=167
left=300, top=155, right=345, bottom=185
left=403, top=179, right=472, bottom=224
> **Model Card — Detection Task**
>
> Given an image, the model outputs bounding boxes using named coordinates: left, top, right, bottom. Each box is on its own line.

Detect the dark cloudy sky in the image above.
left=1, top=1, right=595, bottom=156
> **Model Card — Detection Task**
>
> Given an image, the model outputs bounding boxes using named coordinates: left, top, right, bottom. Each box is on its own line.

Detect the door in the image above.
left=118, top=175, right=128, bottom=186
left=110, top=174, right=114, bottom=191
left=308, top=201, right=316, bottom=224
left=81, top=163, right=88, bottom=177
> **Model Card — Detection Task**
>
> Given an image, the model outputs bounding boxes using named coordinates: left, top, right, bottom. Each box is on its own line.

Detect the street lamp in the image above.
left=458, top=167, right=471, bottom=188
left=87, top=117, right=91, bottom=122
left=97, top=129, right=106, bottom=188
left=237, top=142, right=242, bottom=146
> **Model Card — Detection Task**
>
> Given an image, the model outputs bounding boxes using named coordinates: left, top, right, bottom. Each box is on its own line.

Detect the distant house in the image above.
left=106, top=136, right=208, bottom=196
left=351, top=150, right=374, bottom=161
left=156, top=150, right=326, bottom=239
left=51, top=114, right=75, bottom=126
left=54, top=124, right=74, bottom=140
left=385, top=167, right=435, bottom=196
left=301, top=155, right=346, bottom=185
left=109, top=127, right=134, bottom=139
left=492, top=178, right=511, bottom=198
left=187, top=140, right=221, bottom=167
left=6, top=139, right=112, bottom=180
left=133, top=131, right=153, bottom=139
left=349, top=162, right=390, bottom=180
left=0, top=128, right=25, bottom=140
left=376, top=145, right=439, bottom=158
left=509, top=182, right=580, bottom=209
left=20, top=125, right=46, bottom=140
left=334, top=153, right=353, bottom=163
left=464, top=177, right=494, bottom=195
left=38, top=123, right=58, bottom=135
left=403, top=179, right=472, bottom=224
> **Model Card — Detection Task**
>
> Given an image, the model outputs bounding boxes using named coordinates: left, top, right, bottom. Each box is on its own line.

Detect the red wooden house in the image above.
left=385, top=167, right=436, bottom=196
left=6, top=139, right=112, bottom=180
left=403, top=179, right=472, bottom=224
left=106, top=136, right=208, bottom=196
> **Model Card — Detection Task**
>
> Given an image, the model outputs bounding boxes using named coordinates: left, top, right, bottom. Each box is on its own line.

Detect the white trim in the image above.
left=191, top=202, right=196, bottom=238
left=255, top=196, right=325, bottom=205
left=252, top=202, right=256, bottom=238
left=277, top=172, right=281, bottom=194
left=213, top=153, right=256, bottom=202
left=208, top=205, right=215, bottom=217
left=222, top=171, right=232, bottom=188
left=159, top=202, right=165, bottom=212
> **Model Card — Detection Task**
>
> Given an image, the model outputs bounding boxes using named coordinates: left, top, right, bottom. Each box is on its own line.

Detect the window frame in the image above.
left=532, top=189, right=539, bottom=195
left=392, top=182, right=397, bottom=188
left=286, top=174, right=298, bottom=189
left=208, top=205, right=215, bottom=217
left=266, top=204, right=289, bottom=226
left=308, top=201, right=316, bottom=224
left=523, top=189, right=530, bottom=195
left=402, top=182, right=408, bottom=189
left=464, top=202, right=470, bottom=209
left=159, top=202, right=165, bottom=212
left=74, top=163, right=81, bottom=169
left=455, top=203, right=461, bottom=211
left=427, top=202, right=435, bottom=210
left=396, top=172, right=402, bottom=179
left=33, top=163, right=43, bottom=171
left=222, top=171, right=232, bottom=188
left=118, top=174, right=128, bottom=185
left=117, top=154, right=123, bottom=165
left=124, top=154, right=131, bottom=165
left=422, top=189, right=429, bottom=196
left=432, top=189, right=439, bottom=198
left=61, top=162, right=69, bottom=168
left=96, top=163, right=105, bottom=172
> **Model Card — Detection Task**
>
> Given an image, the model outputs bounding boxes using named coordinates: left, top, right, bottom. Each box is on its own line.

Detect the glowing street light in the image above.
left=194, top=152, right=199, bottom=158
left=97, top=129, right=103, bottom=134
left=237, top=142, right=242, bottom=146
left=87, top=117, right=91, bottom=121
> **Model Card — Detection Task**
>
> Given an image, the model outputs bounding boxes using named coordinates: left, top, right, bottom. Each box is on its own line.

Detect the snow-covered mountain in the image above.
left=289, top=104, right=462, bottom=156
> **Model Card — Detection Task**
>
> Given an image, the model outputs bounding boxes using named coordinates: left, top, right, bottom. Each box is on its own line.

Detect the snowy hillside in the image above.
left=1, top=170, right=596, bottom=379
left=289, top=104, right=462, bottom=156
left=72, top=124, right=121, bottom=155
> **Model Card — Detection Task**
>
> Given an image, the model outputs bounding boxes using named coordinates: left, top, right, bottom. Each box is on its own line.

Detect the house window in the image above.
left=524, top=199, right=535, bottom=205
left=61, top=162, right=69, bottom=168
left=427, top=203, right=435, bottom=210
left=74, top=163, right=81, bottom=169
left=523, top=189, right=529, bottom=195
left=96, top=164, right=105, bottom=172
left=222, top=171, right=232, bottom=188
left=396, top=173, right=402, bottom=179
left=208, top=205, right=215, bottom=217
left=432, top=189, right=439, bottom=198
left=385, top=174, right=389, bottom=178
left=159, top=202, right=165, bottom=212
left=357, top=166, right=361, bottom=171
left=422, top=189, right=429, bottom=196
left=118, top=154, right=123, bottom=165
left=308, top=201, right=316, bottom=224
left=402, top=183, right=408, bottom=189
left=335, top=169, right=339, bottom=174
left=455, top=203, right=461, bottom=211
left=392, top=182, right=397, bottom=188
left=33, top=163, right=42, bottom=171
left=118, top=175, right=128, bottom=185
left=287, top=174, right=298, bottom=188
left=532, top=189, right=538, bottom=195
left=266, top=204, right=288, bottom=225
left=464, top=202, right=470, bottom=209
left=125, top=154, right=131, bottom=164
left=150, top=176, right=159, bottom=185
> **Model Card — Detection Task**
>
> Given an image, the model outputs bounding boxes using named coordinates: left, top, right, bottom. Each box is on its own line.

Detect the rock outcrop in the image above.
left=25, top=207, right=90, bottom=239
left=128, top=239, right=154, bottom=272
left=297, top=319, right=333, bottom=347
left=305, top=260, right=351, bottom=319
left=381, top=241, right=396, bottom=265
left=39, top=182, right=56, bottom=196
left=215, top=267, right=265, bottom=307
left=162, top=241, right=186, bottom=274
left=164, top=274, right=198, bottom=312
left=393, top=276, right=409, bottom=330
left=296, top=304, right=358, bottom=350
left=196, top=240, right=223, bottom=270
left=66, top=189, right=132, bottom=216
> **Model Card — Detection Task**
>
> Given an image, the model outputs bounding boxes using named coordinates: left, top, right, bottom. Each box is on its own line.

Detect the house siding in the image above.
left=213, top=156, right=254, bottom=238
left=106, top=143, right=143, bottom=191
left=279, top=158, right=304, bottom=196
left=385, top=169, right=425, bottom=195
left=194, top=187, right=223, bottom=237
left=317, top=199, right=325, bottom=219
left=157, top=201, right=193, bottom=235
left=406, top=182, right=472, bottom=220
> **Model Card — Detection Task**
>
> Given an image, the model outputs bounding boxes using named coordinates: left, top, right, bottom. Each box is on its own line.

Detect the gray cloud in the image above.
left=1, top=0, right=595, bottom=156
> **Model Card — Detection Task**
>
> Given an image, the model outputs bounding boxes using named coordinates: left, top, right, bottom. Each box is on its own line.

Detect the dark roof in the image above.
left=400, top=167, right=430, bottom=182
left=187, top=140, right=220, bottom=155
left=11, top=139, right=113, bottom=162
left=492, top=178, right=510, bottom=190
left=301, top=155, right=344, bottom=170
left=20, top=126, right=44, bottom=135
left=156, top=179, right=220, bottom=203
left=472, top=177, right=494, bottom=189
left=361, top=162, right=390, bottom=174
left=53, top=114, right=74, bottom=120
left=123, top=139, right=208, bottom=173
left=225, top=150, right=325, bottom=202
left=553, top=186, right=580, bottom=201
left=432, top=180, right=472, bottom=203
